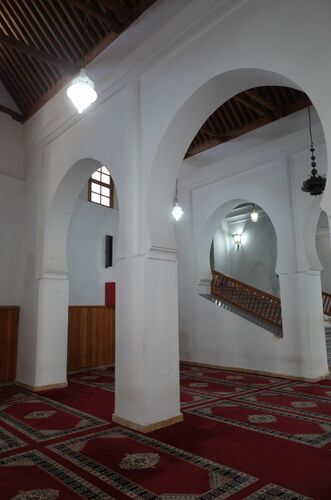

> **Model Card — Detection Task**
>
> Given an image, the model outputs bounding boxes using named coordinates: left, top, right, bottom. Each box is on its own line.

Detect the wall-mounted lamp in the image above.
left=232, top=233, right=242, bottom=249
left=250, top=204, right=258, bottom=223
left=172, top=179, right=184, bottom=221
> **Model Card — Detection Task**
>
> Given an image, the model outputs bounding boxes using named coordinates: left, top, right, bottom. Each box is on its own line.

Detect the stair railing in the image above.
left=322, top=291, right=331, bottom=317
left=211, top=271, right=282, bottom=327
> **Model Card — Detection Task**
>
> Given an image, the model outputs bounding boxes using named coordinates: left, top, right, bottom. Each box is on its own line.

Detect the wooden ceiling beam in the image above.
left=187, top=116, right=272, bottom=157
left=67, top=0, right=122, bottom=31
left=0, top=103, right=23, bottom=122
left=0, top=33, right=79, bottom=72
left=234, top=95, right=267, bottom=117
left=244, top=89, right=277, bottom=112
left=96, top=0, right=132, bottom=24
left=186, top=94, right=310, bottom=158
left=201, top=125, right=228, bottom=141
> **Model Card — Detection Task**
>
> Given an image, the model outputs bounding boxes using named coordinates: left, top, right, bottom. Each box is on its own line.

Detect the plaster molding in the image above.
left=39, top=272, right=68, bottom=281
left=148, top=245, right=177, bottom=261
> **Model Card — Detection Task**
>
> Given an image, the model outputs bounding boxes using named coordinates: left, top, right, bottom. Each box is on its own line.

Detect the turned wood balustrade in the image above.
left=322, top=291, right=331, bottom=317
left=211, top=271, right=282, bottom=327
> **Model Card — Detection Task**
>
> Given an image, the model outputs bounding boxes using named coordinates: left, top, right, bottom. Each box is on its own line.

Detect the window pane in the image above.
left=91, top=193, right=100, bottom=204
left=102, top=173, right=110, bottom=185
left=91, top=182, right=100, bottom=194
left=101, top=196, right=110, bottom=206
left=101, top=186, right=110, bottom=196
left=101, top=165, right=110, bottom=174
left=92, top=171, right=101, bottom=181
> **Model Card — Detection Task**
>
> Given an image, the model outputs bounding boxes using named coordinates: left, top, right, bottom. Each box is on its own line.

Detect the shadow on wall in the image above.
left=211, top=203, right=279, bottom=296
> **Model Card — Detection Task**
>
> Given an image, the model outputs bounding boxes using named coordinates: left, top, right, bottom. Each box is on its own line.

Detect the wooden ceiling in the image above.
left=186, top=86, right=310, bottom=158
left=0, top=0, right=157, bottom=121
left=0, top=3, right=310, bottom=159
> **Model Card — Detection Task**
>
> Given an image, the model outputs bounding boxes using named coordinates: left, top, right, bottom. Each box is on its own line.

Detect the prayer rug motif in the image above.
left=0, top=388, right=107, bottom=442
left=24, top=411, right=56, bottom=420
left=49, top=426, right=257, bottom=499
left=187, top=400, right=331, bottom=447
left=248, top=414, right=277, bottom=424
left=119, top=452, right=160, bottom=469
left=0, top=427, right=27, bottom=454
left=183, top=369, right=284, bottom=388
left=180, top=376, right=250, bottom=397
left=236, top=390, right=331, bottom=422
left=11, top=488, right=59, bottom=500
left=246, top=482, right=312, bottom=499
left=0, top=450, right=112, bottom=499
left=275, top=382, right=331, bottom=402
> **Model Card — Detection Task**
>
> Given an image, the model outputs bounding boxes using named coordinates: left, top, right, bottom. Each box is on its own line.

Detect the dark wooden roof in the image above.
left=186, top=86, right=310, bottom=157
left=0, top=0, right=157, bottom=121
left=0, top=4, right=310, bottom=158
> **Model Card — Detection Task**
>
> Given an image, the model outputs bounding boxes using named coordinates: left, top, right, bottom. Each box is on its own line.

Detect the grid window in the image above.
left=88, top=166, right=114, bottom=208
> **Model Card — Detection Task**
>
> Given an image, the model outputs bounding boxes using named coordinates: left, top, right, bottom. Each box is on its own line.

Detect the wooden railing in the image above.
left=0, top=306, right=19, bottom=383
left=211, top=271, right=282, bottom=328
left=67, top=306, right=115, bottom=372
left=323, top=292, right=331, bottom=317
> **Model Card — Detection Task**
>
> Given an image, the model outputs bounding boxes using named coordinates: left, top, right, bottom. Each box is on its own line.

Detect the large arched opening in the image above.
left=148, top=68, right=329, bottom=380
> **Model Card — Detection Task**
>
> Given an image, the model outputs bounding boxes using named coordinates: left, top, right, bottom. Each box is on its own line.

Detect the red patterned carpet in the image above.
left=1, top=364, right=331, bottom=498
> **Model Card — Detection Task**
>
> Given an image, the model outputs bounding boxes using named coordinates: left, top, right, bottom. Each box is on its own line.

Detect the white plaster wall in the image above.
left=0, top=113, right=23, bottom=179
left=0, top=173, right=25, bottom=304
left=214, top=215, right=279, bottom=295
left=317, top=233, right=331, bottom=293
left=12, top=0, right=331, bottom=412
left=316, top=213, right=331, bottom=293
left=177, top=124, right=327, bottom=378
left=67, top=198, right=119, bottom=305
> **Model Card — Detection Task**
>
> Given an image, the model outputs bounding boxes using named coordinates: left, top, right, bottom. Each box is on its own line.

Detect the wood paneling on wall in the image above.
left=0, top=306, right=19, bottom=383
left=68, top=306, right=115, bottom=371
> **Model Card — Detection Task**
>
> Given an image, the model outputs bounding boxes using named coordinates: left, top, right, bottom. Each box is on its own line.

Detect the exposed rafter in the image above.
left=97, top=0, right=132, bottom=24
left=186, top=89, right=311, bottom=158
left=0, top=103, right=23, bottom=122
left=234, top=95, right=267, bottom=117
left=245, top=89, right=276, bottom=112
left=67, top=0, right=122, bottom=32
left=0, top=0, right=158, bottom=119
left=0, top=33, right=79, bottom=73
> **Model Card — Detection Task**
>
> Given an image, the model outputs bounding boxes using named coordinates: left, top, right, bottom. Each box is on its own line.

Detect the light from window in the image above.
left=88, top=166, right=114, bottom=208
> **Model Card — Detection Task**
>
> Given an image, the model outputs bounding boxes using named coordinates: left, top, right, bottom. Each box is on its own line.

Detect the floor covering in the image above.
left=1, top=364, right=331, bottom=499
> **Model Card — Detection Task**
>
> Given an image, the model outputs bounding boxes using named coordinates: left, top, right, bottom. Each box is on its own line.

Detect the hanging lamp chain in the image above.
left=308, top=106, right=317, bottom=177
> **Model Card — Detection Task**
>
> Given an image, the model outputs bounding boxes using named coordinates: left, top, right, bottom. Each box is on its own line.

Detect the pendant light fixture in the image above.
left=250, top=204, right=258, bottom=223
left=172, top=179, right=184, bottom=221
left=301, top=106, right=326, bottom=196
left=67, top=1, right=97, bottom=113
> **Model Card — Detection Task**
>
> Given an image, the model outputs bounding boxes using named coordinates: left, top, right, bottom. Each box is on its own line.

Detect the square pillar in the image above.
left=113, top=248, right=183, bottom=433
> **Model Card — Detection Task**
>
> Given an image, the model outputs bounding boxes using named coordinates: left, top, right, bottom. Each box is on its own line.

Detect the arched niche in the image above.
left=147, top=68, right=329, bottom=254
left=42, top=158, right=120, bottom=277
left=211, top=202, right=279, bottom=296
left=197, top=198, right=280, bottom=286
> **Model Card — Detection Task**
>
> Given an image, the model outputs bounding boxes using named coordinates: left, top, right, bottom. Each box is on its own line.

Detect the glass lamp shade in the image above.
left=172, top=202, right=184, bottom=221
left=251, top=208, right=258, bottom=223
left=232, top=233, right=242, bottom=248
left=67, top=69, right=97, bottom=113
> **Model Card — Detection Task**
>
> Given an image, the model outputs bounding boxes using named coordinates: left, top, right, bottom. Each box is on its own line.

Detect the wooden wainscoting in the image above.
left=67, top=306, right=115, bottom=371
left=0, top=306, right=19, bottom=383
